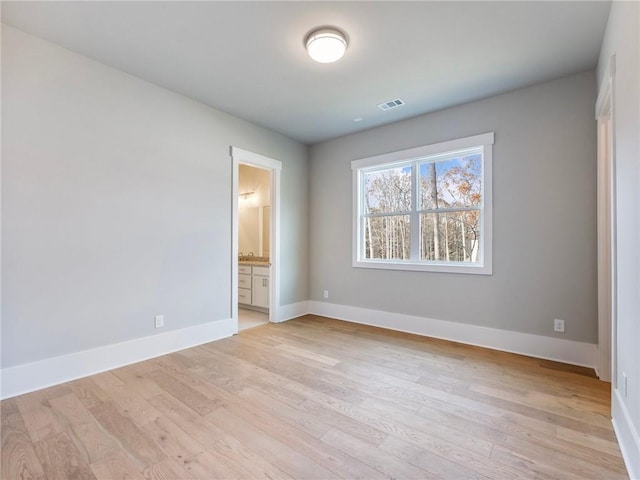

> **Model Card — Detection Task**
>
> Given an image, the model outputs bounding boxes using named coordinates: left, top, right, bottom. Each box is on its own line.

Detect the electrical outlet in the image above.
left=622, top=372, right=628, bottom=397
left=553, top=318, right=565, bottom=333
left=323, top=290, right=329, bottom=299
left=154, top=315, right=164, bottom=329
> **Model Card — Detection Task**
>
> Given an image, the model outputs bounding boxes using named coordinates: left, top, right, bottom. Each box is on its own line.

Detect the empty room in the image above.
left=1, top=1, right=639, bottom=479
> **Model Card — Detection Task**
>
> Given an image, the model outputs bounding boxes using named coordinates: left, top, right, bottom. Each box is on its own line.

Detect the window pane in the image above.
left=420, top=153, right=482, bottom=209
left=420, top=211, right=481, bottom=263
left=363, top=215, right=410, bottom=260
left=363, top=165, right=412, bottom=214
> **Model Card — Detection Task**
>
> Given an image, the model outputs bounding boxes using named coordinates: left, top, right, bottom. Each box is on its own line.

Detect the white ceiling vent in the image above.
left=378, top=98, right=405, bottom=111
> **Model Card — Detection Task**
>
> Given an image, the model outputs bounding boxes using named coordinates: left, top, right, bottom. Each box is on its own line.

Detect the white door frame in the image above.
left=231, top=147, right=281, bottom=330
left=595, top=55, right=617, bottom=383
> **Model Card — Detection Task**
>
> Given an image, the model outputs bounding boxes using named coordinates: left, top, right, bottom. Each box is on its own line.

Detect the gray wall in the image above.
left=2, top=26, right=309, bottom=367
left=597, top=1, right=640, bottom=471
left=309, top=71, right=598, bottom=343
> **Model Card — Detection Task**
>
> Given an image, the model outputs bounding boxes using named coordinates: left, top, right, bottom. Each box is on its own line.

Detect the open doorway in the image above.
left=238, top=164, right=271, bottom=330
left=231, top=147, right=281, bottom=333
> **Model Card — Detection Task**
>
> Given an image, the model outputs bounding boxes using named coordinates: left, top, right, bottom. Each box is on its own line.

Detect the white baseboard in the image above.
left=612, top=388, right=640, bottom=479
left=308, top=301, right=598, bottom=368
left=276, top=301, right=310, bottom=323
left=1, top=318, right=235, bottom=400
left=0, top=301, right=601, bottom=401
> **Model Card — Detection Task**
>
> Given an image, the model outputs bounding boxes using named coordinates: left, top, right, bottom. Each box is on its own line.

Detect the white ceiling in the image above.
left=2, top=1, right=611, bottom=145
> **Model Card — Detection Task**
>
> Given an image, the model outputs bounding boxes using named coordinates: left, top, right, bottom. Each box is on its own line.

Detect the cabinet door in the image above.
left=238, top=274, right=252, bottom=289
left=251, top=275, right=269, bottom=308
left=238, top=288, right=251, bottom=305
left=252, top=266, right=269, bottom=276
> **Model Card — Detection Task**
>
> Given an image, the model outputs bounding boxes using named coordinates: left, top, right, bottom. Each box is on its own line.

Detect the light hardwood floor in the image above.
left=238, top=308, right=269, bottom=331
left=1, top=315, right=628, bottom=479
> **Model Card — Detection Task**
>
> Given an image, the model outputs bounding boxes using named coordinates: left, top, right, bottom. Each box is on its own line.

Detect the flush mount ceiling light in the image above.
left=305, top=27, right=348, bottom=63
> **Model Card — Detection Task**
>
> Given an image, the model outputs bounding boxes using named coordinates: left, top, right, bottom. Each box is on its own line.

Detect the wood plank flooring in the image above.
left=1, top=315, right=628, bottom=479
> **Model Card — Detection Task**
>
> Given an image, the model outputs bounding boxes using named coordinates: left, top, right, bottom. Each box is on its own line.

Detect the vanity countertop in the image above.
left=239, top=260, right=271, bottom=266
left=239, top=254, right=270, bottom=266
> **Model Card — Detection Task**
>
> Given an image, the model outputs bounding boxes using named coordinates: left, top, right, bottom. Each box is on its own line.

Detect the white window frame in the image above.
left=352, top=132, right=494, bottom=275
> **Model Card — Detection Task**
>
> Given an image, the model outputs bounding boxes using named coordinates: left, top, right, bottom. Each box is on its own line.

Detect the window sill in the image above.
left=353, top=259, right=492, bottom=275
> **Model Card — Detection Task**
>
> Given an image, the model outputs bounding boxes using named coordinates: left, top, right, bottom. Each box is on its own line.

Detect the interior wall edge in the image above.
left=612, top=388, right=640, bottom=479
left=276, top=301, right=310, bottom=323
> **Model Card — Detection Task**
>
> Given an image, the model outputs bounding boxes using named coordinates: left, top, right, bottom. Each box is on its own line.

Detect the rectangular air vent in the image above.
left=378, top=98, right=405, bottom=111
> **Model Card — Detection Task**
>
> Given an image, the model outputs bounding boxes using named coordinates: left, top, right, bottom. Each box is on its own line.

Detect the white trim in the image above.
left=595, top=54, right=617, bottom=383
left=0, top=19, right=4, bottom=406
left=349, top=259, right=491, bottom=275
left=231, top=157, right=240, bottom=332
left=232, top=147, right=283, bottom=171
left=230, top=147, right=282, bottom=329
left=276, top=301, right=310, bottom=323
left=308, top=301, right=597, bottom=368
left=596, top=54, right=616, bottom=117
left=351, top=132, right=495, bottom=170
left=351, top=133, right=494, bottom=275
left=0, top=318, right=235, bottom=400
left=612, top=388, right=640, bottom=479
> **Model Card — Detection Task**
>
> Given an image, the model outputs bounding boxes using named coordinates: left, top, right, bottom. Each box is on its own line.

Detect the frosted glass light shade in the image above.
left=305, top=28, right=348, bottom=63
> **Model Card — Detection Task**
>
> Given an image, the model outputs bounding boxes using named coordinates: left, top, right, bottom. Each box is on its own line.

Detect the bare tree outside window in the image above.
left=353, top=132, right=493, bottom=274
left=363, top=165, right=412, bottom=260
left=360, top=151, right=482, bottom=264
left=420, top=154, right=482, bottom=262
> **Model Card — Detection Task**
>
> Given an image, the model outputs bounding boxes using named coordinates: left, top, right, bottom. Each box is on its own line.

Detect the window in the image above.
left=352, top=132, right=493, bottom=274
